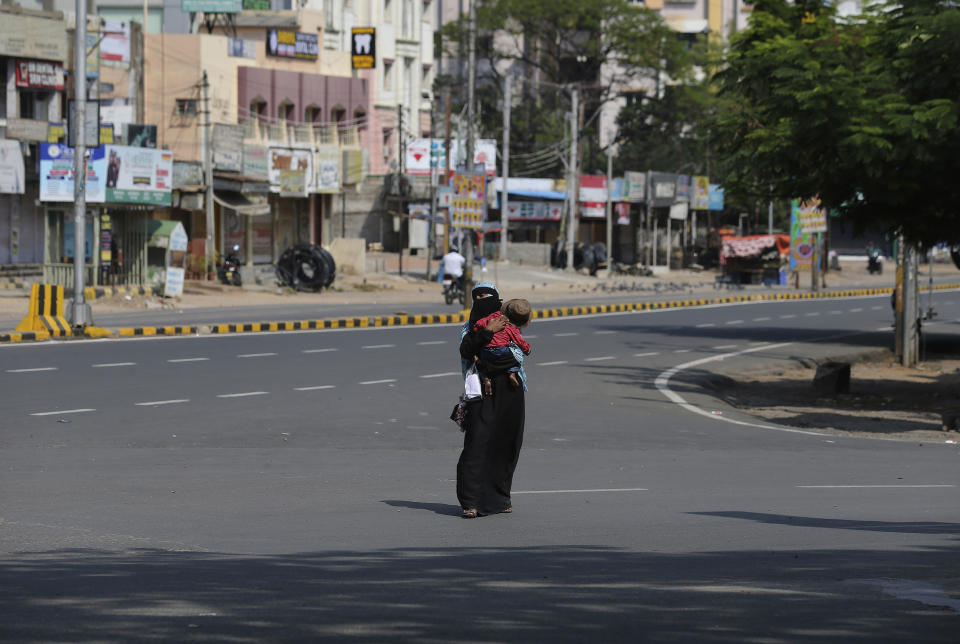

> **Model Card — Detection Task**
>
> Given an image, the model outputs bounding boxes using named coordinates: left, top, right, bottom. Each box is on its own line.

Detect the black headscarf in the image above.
left=469, top=282, right=502, bottom=325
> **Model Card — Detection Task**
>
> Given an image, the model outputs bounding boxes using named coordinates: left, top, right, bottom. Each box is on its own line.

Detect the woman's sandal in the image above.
left=462, top=509, right=478, bottom=518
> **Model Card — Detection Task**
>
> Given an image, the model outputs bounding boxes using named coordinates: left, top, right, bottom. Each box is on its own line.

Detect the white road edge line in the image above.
left=514, top=488, right=648, bottom=495
left=712, top=344, right=737, bottom=350
left=294, top=385, right=336, bottom=391
left=6, top=367, right=58, bottom=373
left=674, top=349, right=692, bottom=354
left=217, top=391, right=269, bottom=398
left=537, top=360, right=568, bottom=366
left=135, top=399, right=190, bottom=406
left=797, top=485, right=955, bottom=489
left=420, top=372, right=459, bottom=379
left=168, top=357, right=209, bottom=363
left=30, top=408, right=95, bottom=416
left=655, top=341, right=829, bottom=437
left=360, top=379, right=397, bottom=385
left=93, top=362, right=136, bottom=368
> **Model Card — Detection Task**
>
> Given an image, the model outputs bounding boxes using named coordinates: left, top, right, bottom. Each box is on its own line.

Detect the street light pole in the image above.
left=71, top=0, right=88, bottom=327
left=605, top=143, right=613, bottom=268
left=566, top=87, right=578, bottom=271
left=463, top=0, right=477, bottom=309
left=501, top=76, right=510, bottom=264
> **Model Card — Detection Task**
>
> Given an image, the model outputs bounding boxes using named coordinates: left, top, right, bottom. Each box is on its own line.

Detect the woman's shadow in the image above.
left=382, top=500, right=462, bottom=516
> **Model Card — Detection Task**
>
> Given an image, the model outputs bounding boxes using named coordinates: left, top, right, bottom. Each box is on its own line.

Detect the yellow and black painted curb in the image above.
left=15, top=284, right=71, bottom=337
left=79, top=285, right=158, bottom=300
left=1, top=280, right=30, bottom=290
left=4, top=283, right=960, bottom=344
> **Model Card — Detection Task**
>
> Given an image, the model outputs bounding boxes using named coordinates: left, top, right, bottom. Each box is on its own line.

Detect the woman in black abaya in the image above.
left=456, top=282, right=526, bottom=518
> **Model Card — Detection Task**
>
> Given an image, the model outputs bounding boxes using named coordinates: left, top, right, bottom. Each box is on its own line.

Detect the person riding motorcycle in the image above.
left=442, top=246, right=466, bottom=293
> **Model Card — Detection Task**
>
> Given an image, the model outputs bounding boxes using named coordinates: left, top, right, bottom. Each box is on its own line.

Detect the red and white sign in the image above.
left=15, top=60, right=64, bottom=90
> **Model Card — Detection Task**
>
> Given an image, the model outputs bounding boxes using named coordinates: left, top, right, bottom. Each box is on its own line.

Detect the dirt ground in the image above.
left=723, top=349, right=960, bottom=443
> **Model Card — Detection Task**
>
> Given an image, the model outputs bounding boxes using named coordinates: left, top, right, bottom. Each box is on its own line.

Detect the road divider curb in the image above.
left=3, top=283, right=960, bottom=343
left=79, top=285, right=159, bottom=300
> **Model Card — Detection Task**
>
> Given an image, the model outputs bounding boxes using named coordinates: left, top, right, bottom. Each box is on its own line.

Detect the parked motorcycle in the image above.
left=867, top=249, right=883, bottom=275
left=442, top=274, right=465, bottom=306
left=218, top=244, right=242, bottom=286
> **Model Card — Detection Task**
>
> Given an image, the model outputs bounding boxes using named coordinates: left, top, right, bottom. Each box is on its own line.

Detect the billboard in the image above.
left=505, top=201, right=562, bottom=221
left=40, top=143, right=106, bottom=202
left=351, top=27, right=376, bottom=69
left=182, top=0, right=242, bottom=11
left=649, top=172, right=677, bottom=208
left=692, top=176, right=710, bottom=210
left=269, top=147, right=313, bottom=195
left=213, top=123, right=244, bottom=172
left=450, top=171, right=486, bottom=229
left=405, top=138, right=497, bottom=176
left=267, top=29, right=318, bottom=61
left=708, top=184, right=725, bottom=211
left=104, top=145, right=173, bottom=205
left=623, top=171, right=646, bottom=202
left=315, top=146, right=340, bottom=193
left=789, top=198, right=821, bottom=272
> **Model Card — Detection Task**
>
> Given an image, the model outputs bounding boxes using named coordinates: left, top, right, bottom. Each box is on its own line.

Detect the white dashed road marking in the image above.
left=360, top=379, right=397, bottom=385
left=674, top=349, right=691, bottom=354
left=634, top=352, right=659, bottom=357
left=93, top=362, right=136, bottom=368
left=302, top=348, right=338, bottom=353
left=420, top=372, right=459, bottom=379
left=537, top=360, right=568, bottom=366
left=30, top=408, right=95, bottom=416
left=416, top=341, right=447, bottom=346
left=780, top=314, right=797, bottom=319
left=168, top=357, right=209, bottom=363
left=696, top=323, right=715, bottom=328
left=850, top=308, right=863, bottom=312
left=362, top=344, right=396, bottom=349
left=237, top=353, right=277, bottom=358
left=584, top=356, right=616, bottom=362
left=805, top=312, right=820, bottom=317
left=594, top=330, right=617, bottom=335
left=753, top=317, right=771, bottom=321
left=135, top=399, right=189, bottom=406
left=6, top=367, right=58, bottom=373
left=554, top=332, right=579, bottom=337
left=712, top=344, right=737, bottom=350
left=217, top=391, right=269, bottom=398
left=726, top=320, right=744, bottom=325
left=294, top=385, right=336, bottom=391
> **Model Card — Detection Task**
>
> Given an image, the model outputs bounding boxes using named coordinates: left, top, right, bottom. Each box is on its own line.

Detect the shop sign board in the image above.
left=669, top=202, right=689, bottom=220
left=228, top=38, right=257, bottom=59
left=692, top=175, right=710, bottom=210
left=351, top=27, right=376, bottom=69
left=450, top=170, right=486, bottom=229
left=242, top=144, right=269, bottom=180
left=793, top=196, right=827, bottom=233
left=0, top=139, right=26, bottom=194
left=506, top=201, right=562, bottom=221
left=0, top=14, right=67, bottom=62
left=649, top=172, right=677, bottom=208
left=213, top=123, right=244, bottom=172
left=708, top=183, right=725, bottom=211
left=406, top=138, right=497, bottom=177
left=266, top=29, right=318, bottom=61
left=342, top=149, right=364, bottom=185
left=623, top=171, right=646, bottom=202
left=182, top=0, right=242, bottom=12
left=15, top=60, right=64, bottom=90
left=40, top=143, right=107, bottom=202
left=269, top=147, right=313, bottom=195
left=675, top=174, right=691, bottom=202
left=315, top=146, right=340, bottom=193
left=104, top=146, right=173, bottom=205
left=101, top=21, right=130, bottom=64
left=789, top=198, right=822, bottom=272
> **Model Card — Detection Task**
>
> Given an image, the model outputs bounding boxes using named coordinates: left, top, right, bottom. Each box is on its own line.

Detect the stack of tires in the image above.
left=275, top=243, right=337, bottom=292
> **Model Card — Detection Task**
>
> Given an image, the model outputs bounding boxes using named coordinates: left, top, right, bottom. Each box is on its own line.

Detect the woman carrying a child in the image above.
left=456, top=282, right=532, bottom=518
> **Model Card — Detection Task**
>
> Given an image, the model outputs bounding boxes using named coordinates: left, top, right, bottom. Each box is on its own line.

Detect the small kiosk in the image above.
left=145, top=220, right=188, bottom=297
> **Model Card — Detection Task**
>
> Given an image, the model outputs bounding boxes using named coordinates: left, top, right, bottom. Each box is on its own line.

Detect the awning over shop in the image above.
left=721, top=234, right=790, bottom=260
left=213, top=190, right=270, bottom=216
left=500, top=188, right=566, bottom=201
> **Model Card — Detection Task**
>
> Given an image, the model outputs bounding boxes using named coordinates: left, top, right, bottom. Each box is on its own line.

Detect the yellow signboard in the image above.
left=351, top=27, right=376, bottom=69
left=450, top=171, right=486, bottom=229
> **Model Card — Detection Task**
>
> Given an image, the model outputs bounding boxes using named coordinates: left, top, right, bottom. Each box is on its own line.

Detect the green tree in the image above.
left=438, top=0, right=691, bottom=177
left=714, top=0, right=960, bottom=246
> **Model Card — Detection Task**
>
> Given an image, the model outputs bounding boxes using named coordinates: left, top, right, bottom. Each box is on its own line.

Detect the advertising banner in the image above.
left=182, top=0, right=242, bottom=12
left=789, top=198, right=818, bottom=272
left=342, top=149, right=364, bottom=185
left=793, top=196, right=827, bottom=233
left=506, top=201, right=562, bottom=221
left=675, top=174, right=691, bottom=202
left=708, top=183, right=725, bottom=211
left=407, top=139, right=497, bottom=176
left=351, top=27, right=376, bottom=69
left=15, top=60, right=64, bottom=90
left=267, top=29, right=318, bottom=61
left=616, top=202, right=631, bottom=225
left=269, top=147, right=313, bottom=195
left=165, top=223, right=188, bottom=297
left=228, top=38, right=257, bottom=59
left=669, top=202, right=689, bottom=221
left=0, top=140, right=25, bottom=194
left=692, top=176, right=710, bottom=210
left=649, top=172, right=677, bottom=208
left=213, top=123, right=244, bottom=172
left=623, top=171, right=646, bottom=202
left=315, top=146, right=340, bottom=193
left=104, top=145, right=173, bottom=205
left=40, top=143, right=106, bottom=202
left=101, top=21, right=130, bottom=64
left=243, top=144, right=269, bottom=180
left=450, top=171, right=486, bottom=229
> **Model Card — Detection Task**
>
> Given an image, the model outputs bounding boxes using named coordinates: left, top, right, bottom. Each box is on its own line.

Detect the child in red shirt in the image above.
left=473, top=298, right=532, bottom=391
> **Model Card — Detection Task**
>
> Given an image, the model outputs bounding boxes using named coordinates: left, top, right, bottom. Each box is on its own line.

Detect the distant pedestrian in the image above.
left=456, top=283, right=527, bottom=518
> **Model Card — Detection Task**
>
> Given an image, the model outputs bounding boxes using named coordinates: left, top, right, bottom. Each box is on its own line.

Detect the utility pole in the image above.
left=566, top=88, right=578, bottom=270
left=397, top=104, right=404, bottom=276
left=896, top=238, right=919, bottom=366
left=443, top=89, right=451, bottom=255
left=71, top=0, right=89, bottom=327
left=501, top=76, right=510, bottom=263
left=768, top=186, right=774, bottom=234
left=463, top=0, right=477, bottom=309
left=202, top=70, right=214, bottom=280
left=605, top=143, right=613, bottom=267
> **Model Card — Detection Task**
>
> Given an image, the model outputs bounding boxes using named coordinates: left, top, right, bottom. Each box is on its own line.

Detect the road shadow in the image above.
left=1, top=544, right=958, bottom=642
left=691, top=511, right=960, bottom=536
left=382, top=499, right=462, bottom=516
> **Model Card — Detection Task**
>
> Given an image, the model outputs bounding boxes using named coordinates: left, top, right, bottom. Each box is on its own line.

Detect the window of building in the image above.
left=249, top=98, right=267, bottom=121
left=19, top=91, right=51, bottom=121
left=383, top=127, right=392, bottom=164
left=305, top=105, right=322, bottom=124
left=383, top=60, right=394, bottom=92
left=404, top=57, right=415, bottom=111
left=324, top=0, right=336, bottom=29
left=176, top=98, right=198, bottom=118
left=277, top=100, right=294, bottom=122
left=384, top=0, right=393, bottom=22
left=331, top=105, right=346, bottom=126
left=354, top=107, right=367, bottom=130
left=402, top=0, right=414, bottom=38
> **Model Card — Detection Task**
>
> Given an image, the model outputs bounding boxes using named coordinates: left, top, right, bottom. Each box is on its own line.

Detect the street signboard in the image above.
left=450, top=170, right=486, bottom=229
left=692, top=175, right=710, bottom=210
left=793, top=196, right=827, bottom=233
left=351, top=27, right=376, bottom=69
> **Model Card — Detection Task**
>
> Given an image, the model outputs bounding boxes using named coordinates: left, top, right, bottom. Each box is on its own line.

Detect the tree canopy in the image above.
left=714, top=0, right=960, bottom=246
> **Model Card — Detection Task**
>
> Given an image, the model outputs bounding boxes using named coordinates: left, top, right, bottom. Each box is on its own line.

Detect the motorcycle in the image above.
left=218, top=244, right=242, bottom=286
left=442, top=273, right=465, bottom=306
left=867, top=249, right=883, bottom=275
